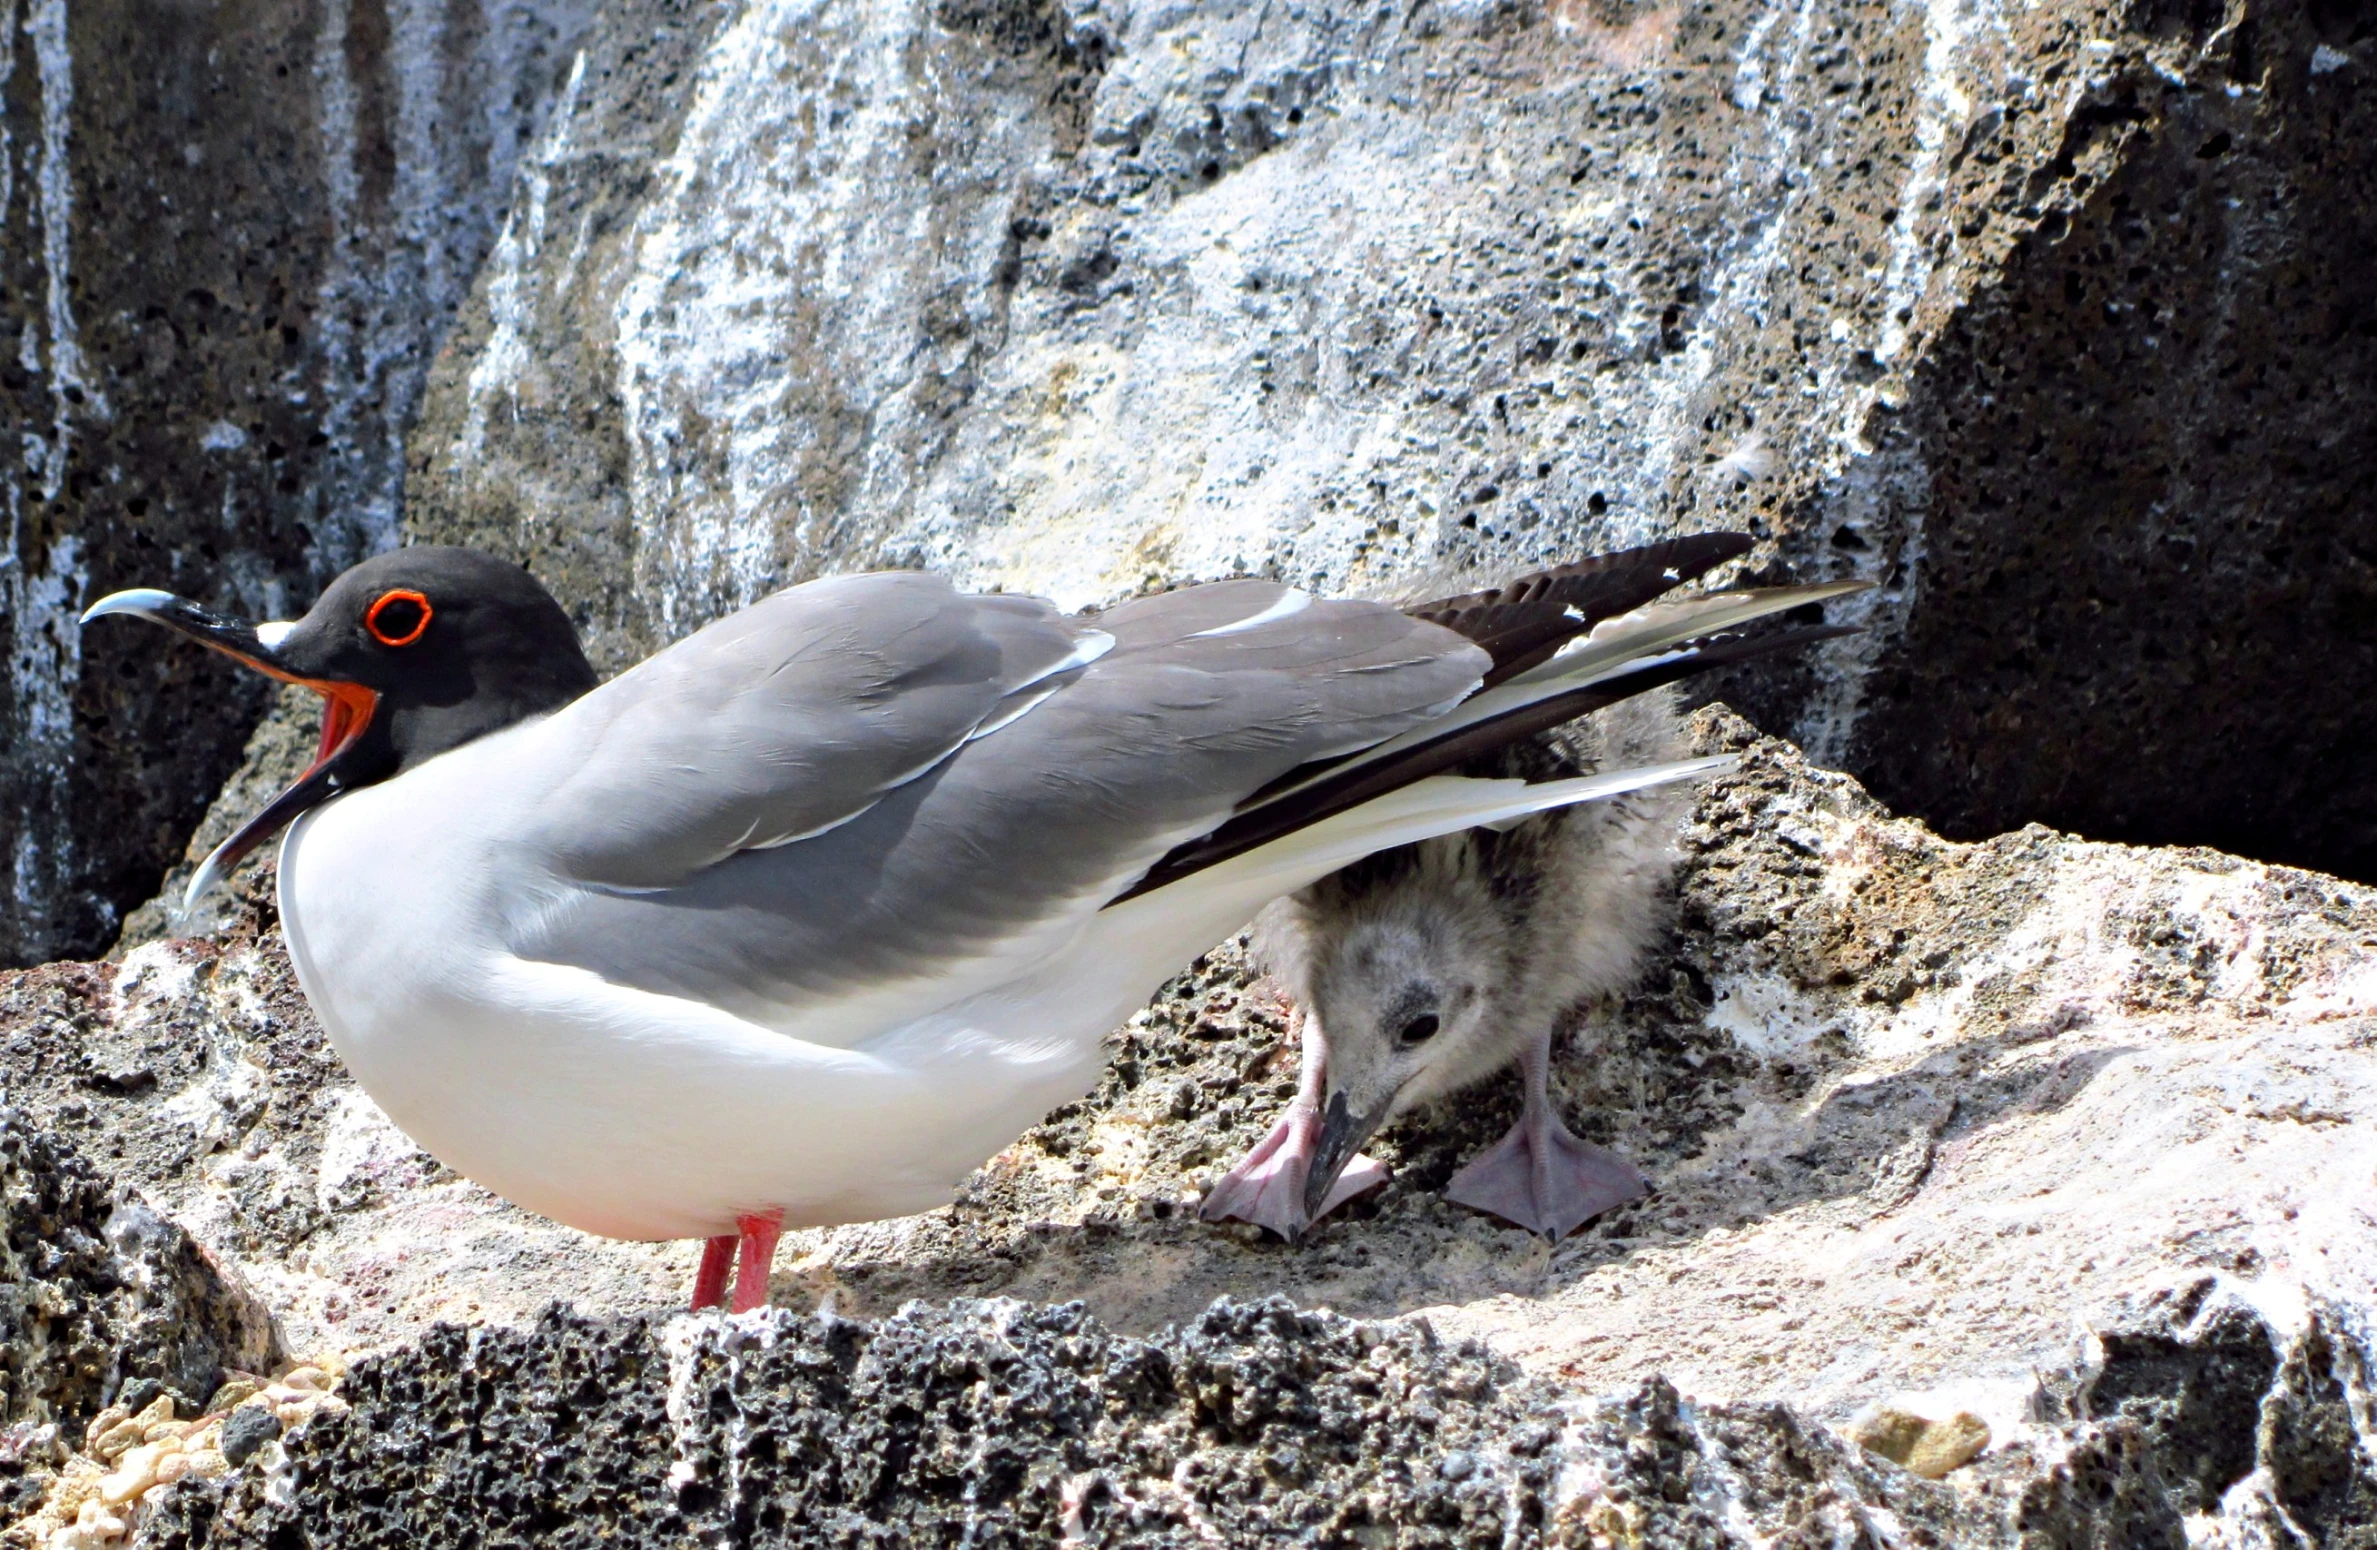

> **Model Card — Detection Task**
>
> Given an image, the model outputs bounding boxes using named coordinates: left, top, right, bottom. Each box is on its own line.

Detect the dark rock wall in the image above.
left=0, top=0, right=592, bottom=966
left=1739, top=0, right=2377, bottom=881
left=395, top=0, right=2376, bottom=888
left=15, top=0, right=2376, bottom=948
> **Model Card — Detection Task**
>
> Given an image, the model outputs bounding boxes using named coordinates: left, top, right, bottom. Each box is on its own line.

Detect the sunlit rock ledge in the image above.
left=7, top=713, right=2373, bottom=1544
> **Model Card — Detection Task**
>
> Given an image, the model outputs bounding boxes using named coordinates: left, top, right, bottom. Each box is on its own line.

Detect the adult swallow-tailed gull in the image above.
left=1202, top=691, right=1699, bottom=1241
left=83, top=536, right=1859, bottom=1311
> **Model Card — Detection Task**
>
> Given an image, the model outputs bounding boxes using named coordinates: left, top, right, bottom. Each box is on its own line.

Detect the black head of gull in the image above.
left=83, top=546, right=595, bottom=901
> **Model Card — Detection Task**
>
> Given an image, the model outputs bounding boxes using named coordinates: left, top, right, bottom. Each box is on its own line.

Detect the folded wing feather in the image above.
left=509, top=576, right=1490, bottom=1032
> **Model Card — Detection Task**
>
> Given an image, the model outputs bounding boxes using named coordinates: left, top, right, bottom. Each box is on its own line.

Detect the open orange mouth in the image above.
left=78, top=588, right=381, bottom=904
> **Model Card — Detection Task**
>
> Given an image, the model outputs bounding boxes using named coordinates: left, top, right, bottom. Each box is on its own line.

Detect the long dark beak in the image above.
left=1302, top=1088, right=1392, bottom=1224
left=82, top=589, right=377, bottom=907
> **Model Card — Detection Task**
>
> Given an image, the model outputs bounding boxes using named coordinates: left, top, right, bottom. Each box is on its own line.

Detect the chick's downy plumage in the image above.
left=1203, top=692, right=1689, bottom=1240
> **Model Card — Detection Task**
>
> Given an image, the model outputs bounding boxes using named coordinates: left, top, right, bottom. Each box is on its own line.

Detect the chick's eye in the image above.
left=365, top=589, right=432, bottom=647
left=1397, top=1012, right=1441, bottom=1046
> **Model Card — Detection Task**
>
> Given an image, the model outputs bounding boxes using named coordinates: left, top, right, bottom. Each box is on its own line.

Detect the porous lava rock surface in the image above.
left=7, top=711, right=2375, bottom=1543
left=126, top=1289, right=2377, bottom=1547
left=0, top=1112, right=279, bottom=1523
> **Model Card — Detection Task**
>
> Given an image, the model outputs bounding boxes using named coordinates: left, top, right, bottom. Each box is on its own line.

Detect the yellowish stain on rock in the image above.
left=1849, top=1406, right=1992, bottom=1478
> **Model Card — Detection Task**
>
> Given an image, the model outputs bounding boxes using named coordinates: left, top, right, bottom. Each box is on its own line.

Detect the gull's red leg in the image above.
left=729, top=1210, right=784, bottom=1313
left=690, top=1233, right=737, bottom=1311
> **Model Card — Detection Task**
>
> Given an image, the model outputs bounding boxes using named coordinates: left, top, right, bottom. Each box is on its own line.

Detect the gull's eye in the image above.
left=1397, top=1012, right=1441, bottom=1046
left=365, top=589, right=433, bottom=647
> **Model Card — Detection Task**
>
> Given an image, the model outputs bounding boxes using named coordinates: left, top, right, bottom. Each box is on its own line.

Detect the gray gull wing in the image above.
left=510, top=580, right=1487, bottom=1030
left=531, top=571, right=1101, bottom=890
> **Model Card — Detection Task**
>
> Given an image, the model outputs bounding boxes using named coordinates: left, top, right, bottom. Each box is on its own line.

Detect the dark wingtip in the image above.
left=1408, top=532, right=1762, bottom=688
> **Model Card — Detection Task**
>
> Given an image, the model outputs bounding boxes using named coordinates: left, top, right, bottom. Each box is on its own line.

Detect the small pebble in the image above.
left=1849, top=1407, right=1991, bottom=1479
left=97, top=1441, right=168, bottom=1506
left=114, top=1381, right=165, bottom=1420
left=80, top=1407, right=127, bottom=1451
left=218, top=1405, right=281, bottom=1468
left=205, top=1379, right=261, bottom=1415
left=88, top=1419, right=146, bottom=1464
left=277, top=1366, right=330, bottom=1393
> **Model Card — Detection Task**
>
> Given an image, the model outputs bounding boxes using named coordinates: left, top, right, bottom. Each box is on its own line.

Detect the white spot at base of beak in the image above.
left=255, top=620, right=298, bottom=650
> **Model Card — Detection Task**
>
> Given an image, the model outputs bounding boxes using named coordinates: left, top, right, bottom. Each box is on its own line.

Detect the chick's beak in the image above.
left=82, top=589, right=377, bottom=906
left=1302, top=1087, right=1394, bottom=1224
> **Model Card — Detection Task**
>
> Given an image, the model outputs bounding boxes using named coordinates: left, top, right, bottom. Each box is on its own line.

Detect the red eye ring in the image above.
left=365, top=589, right=433, bottom=647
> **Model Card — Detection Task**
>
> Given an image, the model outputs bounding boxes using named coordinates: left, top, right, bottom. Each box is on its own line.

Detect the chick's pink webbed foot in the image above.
left=1200, top=1007, right=1386, bottom=1239
left=688, top=1209, right=785, bottom=1312
left=1200, top=1102, right=1387, bottom=1239
left=1446, top=1038, right=1644, bottom=1239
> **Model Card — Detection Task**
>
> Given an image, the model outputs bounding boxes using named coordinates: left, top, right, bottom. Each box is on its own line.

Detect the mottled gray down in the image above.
left=516, top=574, right=1487, bottom=1019
left=1263, top=692, right=1690, bottom=1120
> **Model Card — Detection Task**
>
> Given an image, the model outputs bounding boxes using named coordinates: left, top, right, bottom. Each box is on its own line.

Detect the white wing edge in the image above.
left=1126, top=756, right=1740, bottom=913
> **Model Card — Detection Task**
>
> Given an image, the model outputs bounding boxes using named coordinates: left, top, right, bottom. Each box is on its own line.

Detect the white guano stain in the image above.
left=0, top=0, right=15, bottom=248
left=1786, top=439, right=1932, bottom=766
left=308, top=0, right=440, bottom=569
left=309, top=0, right=369, bottom=562
left=612, top=0, right=1051, bottom=631
left=1875, top=0, right=1983, bottom=368
left=1618, top=0, right=1819, bottom=554
left=30, top=0, right=104, bottom=487
left=1791, top=0, right=2018, bottom=762
left=4, top=0, right=99, bottom=931
left=310, top=0, right=583, bottom=572
left=461, top=49, right=585, bottom=458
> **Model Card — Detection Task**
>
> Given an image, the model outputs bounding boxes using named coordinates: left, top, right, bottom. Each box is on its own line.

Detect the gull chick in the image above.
left=1203, top=695, right=1690, bottom=1240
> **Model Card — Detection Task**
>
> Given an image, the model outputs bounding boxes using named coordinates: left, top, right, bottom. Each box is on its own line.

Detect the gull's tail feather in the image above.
left=1406, top=532, right=1756, bottom=687
left=1114, top=569, right=1864, bottom=904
